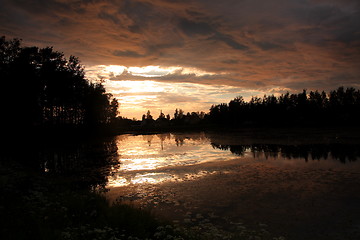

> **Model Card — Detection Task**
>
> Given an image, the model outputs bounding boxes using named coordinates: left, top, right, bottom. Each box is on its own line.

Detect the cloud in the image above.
left=1, top=0, right=359, bottom=116
left=255, top=41, right=282, bottom=51
left=104, top=79, right=251, bottom=118
left=107, top=68, right=249, bottom=87
left=209, top=33, right=248, bottom=50
left=113, top=50, right=145, bottom=58
left=178, top=18, right=214, bottom=36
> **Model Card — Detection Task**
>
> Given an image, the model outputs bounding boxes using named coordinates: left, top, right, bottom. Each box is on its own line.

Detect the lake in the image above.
left=106, top=131, right=360, bottom=240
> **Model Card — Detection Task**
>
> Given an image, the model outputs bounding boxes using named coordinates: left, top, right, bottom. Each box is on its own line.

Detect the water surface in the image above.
left=106, top=132, right=360, bottom=240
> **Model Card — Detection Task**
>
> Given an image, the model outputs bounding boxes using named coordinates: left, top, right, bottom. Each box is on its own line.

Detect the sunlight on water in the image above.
left=107, top=133, right=241, bottom=187
left=108, top=173, right=173, bottom=187
left=107, top=133, right=360, bottom=188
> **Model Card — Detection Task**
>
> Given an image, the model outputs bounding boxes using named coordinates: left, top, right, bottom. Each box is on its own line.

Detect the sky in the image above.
left=1, top=0, right=359, bottom=119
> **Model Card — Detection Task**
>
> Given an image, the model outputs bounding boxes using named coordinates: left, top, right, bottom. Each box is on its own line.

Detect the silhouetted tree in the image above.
left=208, top=87, right=360, bottom=127
left=158, top=110, right=165, bottom=120
left=146, top=110, right=153, bottom=120
left=109, top=98, right=119, bottom=123
left=174, top=108, right=184, bottom=120
left=0, top=36, right=118, bottom=132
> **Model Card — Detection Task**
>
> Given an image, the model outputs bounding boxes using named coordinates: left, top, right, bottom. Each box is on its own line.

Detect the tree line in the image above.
left=208, top=87, right=360, bottom=126
left=0, top=36, right=118, bottom=133
left=139, top=109, right=207, bottom=126
left=135, top=86, right=360, bottom=129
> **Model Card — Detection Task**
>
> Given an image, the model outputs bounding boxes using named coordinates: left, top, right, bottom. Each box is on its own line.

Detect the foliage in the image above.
left=0, top=36, right=118, bottom=131
left=133, top=87, right=360, bottom=132
left=208, top=87, right=360, bottom=126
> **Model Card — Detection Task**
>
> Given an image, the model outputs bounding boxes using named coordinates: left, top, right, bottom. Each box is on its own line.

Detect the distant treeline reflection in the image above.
left=211, top=143, right=360, bottom=163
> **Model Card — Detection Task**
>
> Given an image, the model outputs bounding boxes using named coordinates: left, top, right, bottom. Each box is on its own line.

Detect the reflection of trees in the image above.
left=157, top=133, right=171, bottom=150
left=157, top=133, right=171, bottom=142
left=211, top=144, right=247, bottom=156
left=39, top=139, right=119, bottom=190
left=3, top=137, right=119, bottom=190
left=142, top=135, right=154, bottom=146
left=211, top=143, right=360, bottom=163
left=175, top=135, right=185, bottom=146
left=173, top=133, right=207, bottom=146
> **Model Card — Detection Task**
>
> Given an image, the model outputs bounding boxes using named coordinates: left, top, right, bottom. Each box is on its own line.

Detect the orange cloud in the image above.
left=1, top=0, right=359, bottom=116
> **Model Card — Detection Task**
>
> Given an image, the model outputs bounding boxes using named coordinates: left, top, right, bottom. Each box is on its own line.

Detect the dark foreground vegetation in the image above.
left=1, top=135, right=160, bottom=240
left=1, top=163, right=163, bottom=240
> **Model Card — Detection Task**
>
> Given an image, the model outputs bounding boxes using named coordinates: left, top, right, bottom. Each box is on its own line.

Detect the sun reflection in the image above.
left=108, top=176, right=129, bottom=187
left=107, top=133, right=360, bottom=189
left=131, top=173, right=173, bottom=184
left=120, top=158, right=161, bottom=171
left=106, top=133, right=241, bottom=188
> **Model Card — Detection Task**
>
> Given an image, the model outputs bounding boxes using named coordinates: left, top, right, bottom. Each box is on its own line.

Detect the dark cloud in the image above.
left=0, top=0, right=359, bottom=94
left=255, top=41, right=282, bottom=51
left=113, top=50, right=145, bottom=58
left=12, top=0, right=67, bottom=13
left=221, top=59, right=239, bottom=64
left=209, top=33, right=248, bottom=50
left=98, top=11, right=121, bottom=25
left=179, top=18, right=214, bottom=36
left=116, top=0, right=163, bottom=34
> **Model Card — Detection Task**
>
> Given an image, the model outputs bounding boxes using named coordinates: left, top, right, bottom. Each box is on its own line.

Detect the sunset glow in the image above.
left=2, top=0, right=359, bottom=119
left=85, top=64, right=253, bottom=118
left=105, top=65, right=126, bottom=76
